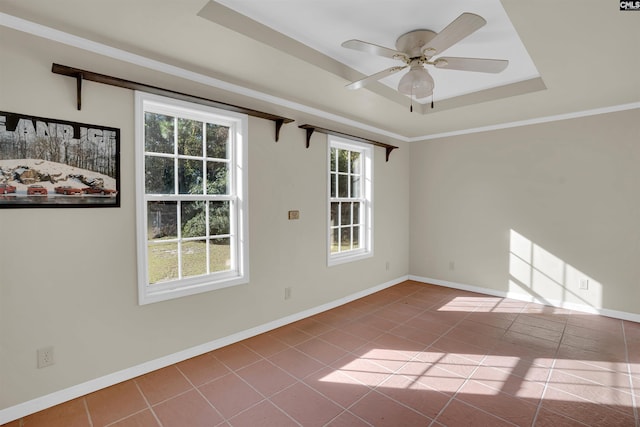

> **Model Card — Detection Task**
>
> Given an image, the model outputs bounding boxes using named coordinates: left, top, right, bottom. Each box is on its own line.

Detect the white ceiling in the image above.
left=0, top=0, right=638, bottom=140
left=214, top=0, right=540, bottom=103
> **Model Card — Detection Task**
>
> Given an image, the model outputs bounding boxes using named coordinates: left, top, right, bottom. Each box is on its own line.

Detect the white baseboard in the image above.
left=409, top=275, right=640, bottom=323
left=0, top=275, right=408, bottom=424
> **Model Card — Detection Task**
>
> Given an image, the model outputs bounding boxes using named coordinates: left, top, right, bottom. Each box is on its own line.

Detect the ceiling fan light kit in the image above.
left=398, top=63, right=434, bottom=99
left=341, top=12, right=509, bottom=110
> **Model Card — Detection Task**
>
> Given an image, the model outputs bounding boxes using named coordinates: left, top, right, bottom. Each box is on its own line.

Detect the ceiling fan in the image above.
left=342, top=13, right=509, bottom=104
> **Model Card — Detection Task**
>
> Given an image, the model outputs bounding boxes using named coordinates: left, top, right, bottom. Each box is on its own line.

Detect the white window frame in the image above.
left=135, top=92, right=249, bottom=305
left=327, top=136, right=373, bottom=266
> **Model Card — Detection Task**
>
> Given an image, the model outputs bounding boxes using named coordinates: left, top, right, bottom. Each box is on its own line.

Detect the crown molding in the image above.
left=413, top=102, right=640, bottom=141
left=1, top=12, right=638, bottom=144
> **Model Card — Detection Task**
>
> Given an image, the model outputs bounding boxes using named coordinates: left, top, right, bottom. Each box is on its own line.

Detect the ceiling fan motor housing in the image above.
left=395, top=30, right=437, bottom=58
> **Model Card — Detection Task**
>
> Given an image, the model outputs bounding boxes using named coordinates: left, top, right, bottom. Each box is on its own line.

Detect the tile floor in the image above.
left=3, top=280, right=639, bottom=426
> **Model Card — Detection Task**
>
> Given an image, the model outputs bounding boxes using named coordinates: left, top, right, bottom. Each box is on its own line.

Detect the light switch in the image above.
left=288, top=210, right=300, bottom=220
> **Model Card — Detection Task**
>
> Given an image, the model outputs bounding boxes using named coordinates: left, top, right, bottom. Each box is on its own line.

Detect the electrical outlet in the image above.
left=385, top=261, right=390, bottom=271
left=449, top=261, right=455, bottom=271
left=37, top=346, right=54, bottom=368
left=579, top=279, right=589, bottom=290
left=284, top=287, right=292, bottom=300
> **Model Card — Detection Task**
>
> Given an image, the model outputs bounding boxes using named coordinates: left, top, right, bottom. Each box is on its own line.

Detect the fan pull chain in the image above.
left=410, top=87, right=414, bottom=112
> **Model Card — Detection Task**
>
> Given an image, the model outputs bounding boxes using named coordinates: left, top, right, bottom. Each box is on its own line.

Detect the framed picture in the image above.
left=0, top=111, right=120, bottom=208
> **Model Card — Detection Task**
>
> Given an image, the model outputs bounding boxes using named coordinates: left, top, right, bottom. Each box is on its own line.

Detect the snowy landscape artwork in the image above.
left=0, top=111, right=120, bottom=208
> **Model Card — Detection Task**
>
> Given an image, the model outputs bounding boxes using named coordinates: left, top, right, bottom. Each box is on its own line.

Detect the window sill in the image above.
left=328, top=250, right=373, bottom=267
left=138, top=274, right=248, bottom=305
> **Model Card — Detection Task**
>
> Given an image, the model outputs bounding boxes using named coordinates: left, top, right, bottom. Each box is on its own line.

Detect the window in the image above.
left=135, top=92, right=248, bottom=304
left=328, top=136, right=373, bottom=265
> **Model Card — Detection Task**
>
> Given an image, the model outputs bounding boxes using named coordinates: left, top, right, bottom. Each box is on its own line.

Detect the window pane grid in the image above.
left=329, top=146, right=365, bottom=256
left=143, top=106, right=235, bottom=285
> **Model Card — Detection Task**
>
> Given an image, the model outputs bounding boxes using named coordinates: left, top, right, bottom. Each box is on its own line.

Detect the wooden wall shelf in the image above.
left=51, top=63, right=294, bottom=141
left=298, top=124, right=398, bottom=161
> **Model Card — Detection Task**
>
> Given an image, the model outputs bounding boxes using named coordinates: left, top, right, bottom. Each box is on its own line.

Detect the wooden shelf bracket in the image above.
left=298, top=124, right=398, bottom=162
left=52, top=63, right=294, bottom=142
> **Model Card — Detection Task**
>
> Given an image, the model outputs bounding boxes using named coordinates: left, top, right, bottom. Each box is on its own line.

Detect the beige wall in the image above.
left=0, top=28, right=410, bottom=410
left=2, top=22, right=638, bottom=416
left=410, top=109, right=640, bottom=315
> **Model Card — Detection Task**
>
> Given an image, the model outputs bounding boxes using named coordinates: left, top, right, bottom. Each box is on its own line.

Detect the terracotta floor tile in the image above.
left=431, top=336, right=488, bottom=362
left=546, top=370, right=635, bottom=412
left=135, top=365, right=192, bottom=405
left=551, top=365, right=634, bottom=392
left=444, top=328, right=502, bottom=351
left=561, top=333, right=626, bottom=354
left=0, top=421, right=20, bottom=427
left=501, top=330, right=560, bottom=352
left=108, top=409, right=160, bottom=426
left=333, top=356, right=394, bottom=388
left=319, top=329, right=368, bottom=352
left=374, top=303, right=422, bottom=323
left=355, top=346, right=414, bottom=372
left=313, top=310, right=356, bottom=328
left=323, top=410, right=371, bottom=427
left=377, top=374, right=451, bottom=419
left=268, top=324, right=313, bottom=346
left=85, top=381, right=147, bottom=426
left=349, top=390, right=432, bottom=427
left=304, top=367, right=371, bottom=408
left=238, top=333, right=290, bottom=358
left=556, top=344, right=627, bottom=366
left=455, top=380, right=538, bottom=425
left=227, top=400, right=298, bottom=427
left=429, top=353, right=480, bottom=378
left=235, top=359, right=297, bottom=397
left=508, top=322, right=564, bottom=342
left=369, top=332, right=425, bottom=357
left=356, top=314, right=401, bottom=332
left=388, top=324, right=441, bottom=347
left=541, top=387, right=636, bottom=426
left=463, top=312, right=517, bottom=330
left=9, top=282, right=640, bottom=426
left=22, top=397, right=90, bottom=427
left=270, top=382, right=343, bottom=427
left=152, top=389, right=222, bottom=427
left=454, top=318, right=510, bottom=337
left=419, top=310, right=469, bottom=327
left=533, top=408, right=591, bottom=426
left=397, top=363, right=467, bottom=395
left=295, top=337, right=349, bottom=365
left=434, top=399, right=515, bottom=427
left=339, top=320, right=385, bottom=341
left=565, top=323, right=624, bottom=341
left=268, top=347, right=325, bottom=379
left=627, top=342, right=640, bottom=364
left=176, top=352, right=230, bottom=386
left=213, top=343, right=263, bottom=371
left=470, top=366, right=546, bottom=400
left=198, top=373, right=264, bottom=419
left=402, top=316, right=452, bottom=337
left=515, top=314, right=567, bottom=332
left=290, top=317, right=334, bottom=337
left=567, top=314, right=623, bottom=333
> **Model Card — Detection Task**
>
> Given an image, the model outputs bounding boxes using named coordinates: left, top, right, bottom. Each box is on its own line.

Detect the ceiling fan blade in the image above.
left=342, top=40, right=409, bottom=61
left=434, top=57, right=509, bottom=73
left=422, top=13, right=486, bottom=57
left=346, top=66, right=407, bottom=90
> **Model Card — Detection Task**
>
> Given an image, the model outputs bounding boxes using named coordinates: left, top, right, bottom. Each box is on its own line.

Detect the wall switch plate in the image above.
left=284, top=287, right=292, bottom=300
left=288, top=210, right=300, bottom=220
